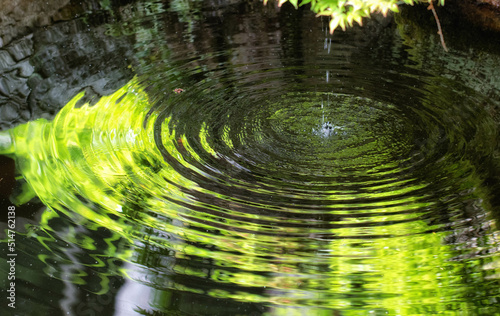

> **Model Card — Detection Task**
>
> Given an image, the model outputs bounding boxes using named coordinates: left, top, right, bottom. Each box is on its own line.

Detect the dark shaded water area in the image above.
left=1, top=0, right=500, bottom=315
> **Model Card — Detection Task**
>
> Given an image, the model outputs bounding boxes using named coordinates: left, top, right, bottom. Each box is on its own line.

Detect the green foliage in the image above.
left=267, top=0, right=445, bottom=33
left=3, top=75, right=500, bottom=313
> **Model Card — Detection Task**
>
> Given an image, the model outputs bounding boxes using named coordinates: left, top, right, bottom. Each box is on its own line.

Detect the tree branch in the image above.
left=428, top=0, right=449, bottom=52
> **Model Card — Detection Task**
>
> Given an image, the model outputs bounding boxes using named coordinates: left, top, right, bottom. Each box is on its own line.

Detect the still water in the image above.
left=1, top=0, right=500, bottom=315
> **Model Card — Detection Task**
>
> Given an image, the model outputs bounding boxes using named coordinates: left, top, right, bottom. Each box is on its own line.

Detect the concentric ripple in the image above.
left=5, top=60, right=500, bottom=312
left=206, top=93, right=409, bottom=175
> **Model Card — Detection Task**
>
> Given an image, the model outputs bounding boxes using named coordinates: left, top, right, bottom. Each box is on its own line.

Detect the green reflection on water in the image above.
left=2, top=78, right=500, bottom=314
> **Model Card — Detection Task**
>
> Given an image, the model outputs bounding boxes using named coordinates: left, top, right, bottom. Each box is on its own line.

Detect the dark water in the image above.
left=1, top=0, right=500, bottom=315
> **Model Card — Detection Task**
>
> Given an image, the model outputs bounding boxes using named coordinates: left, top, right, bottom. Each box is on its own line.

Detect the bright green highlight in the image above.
left=2, top=78, right=499, bottom=314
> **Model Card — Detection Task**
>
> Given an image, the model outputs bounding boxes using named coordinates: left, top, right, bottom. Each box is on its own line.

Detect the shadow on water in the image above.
left=1, top=0, right=500, bottom=315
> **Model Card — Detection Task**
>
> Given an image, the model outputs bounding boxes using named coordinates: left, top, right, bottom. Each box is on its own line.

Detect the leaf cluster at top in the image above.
left=265, top=0, right=445, bottom=33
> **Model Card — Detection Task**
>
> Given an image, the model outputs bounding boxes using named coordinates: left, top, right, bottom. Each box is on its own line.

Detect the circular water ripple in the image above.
left=9, top=54, right=500, bottom=312
left=153, top=91, right=425, bottom=229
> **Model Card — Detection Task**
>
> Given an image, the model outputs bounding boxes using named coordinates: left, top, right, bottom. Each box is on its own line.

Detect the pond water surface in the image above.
left=1, top=0, right=500, bottom=315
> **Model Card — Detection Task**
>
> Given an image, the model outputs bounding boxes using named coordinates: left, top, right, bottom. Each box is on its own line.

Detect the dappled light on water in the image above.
left=4, top=66, right=500, bottom=314
left=1, top=1, right=500, bottom=314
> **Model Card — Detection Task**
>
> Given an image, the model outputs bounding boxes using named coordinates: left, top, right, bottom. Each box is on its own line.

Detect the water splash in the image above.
left=3, top=72, right=500, bottom=314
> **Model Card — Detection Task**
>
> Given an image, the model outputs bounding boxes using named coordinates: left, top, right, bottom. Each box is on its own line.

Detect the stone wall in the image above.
left=0, top=0, right=135, bottom=130
left=0, top=0, right=70, bottom=47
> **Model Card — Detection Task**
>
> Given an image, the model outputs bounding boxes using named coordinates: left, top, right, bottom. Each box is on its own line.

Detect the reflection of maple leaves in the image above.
left=173, top=88, right=185, bottom=94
